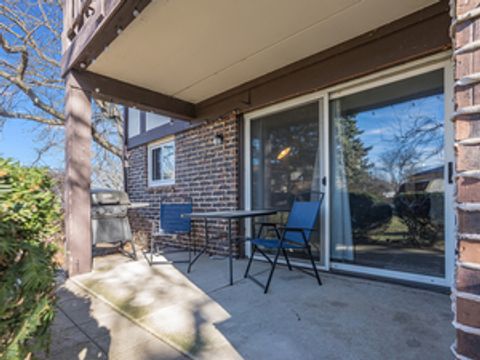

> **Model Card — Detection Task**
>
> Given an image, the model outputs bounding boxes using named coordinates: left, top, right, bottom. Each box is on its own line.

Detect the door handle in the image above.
left=448, top=162, right=454, bottom=184
left=322, top=176, right=327, bottom=186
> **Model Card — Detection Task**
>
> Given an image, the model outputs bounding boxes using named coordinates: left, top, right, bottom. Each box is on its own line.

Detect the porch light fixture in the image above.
left=79, top=62, right=87, bottom=69
left=132, top=9, right=140, bottom=17
left=277, top=146, right=291, bottom=160
left=213, top=133, right=224, bottom=145
left=116, top=27, right=123, bottom=35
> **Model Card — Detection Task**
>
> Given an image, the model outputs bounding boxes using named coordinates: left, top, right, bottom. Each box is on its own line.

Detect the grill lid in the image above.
left=91, top=189, right=130, bottom=206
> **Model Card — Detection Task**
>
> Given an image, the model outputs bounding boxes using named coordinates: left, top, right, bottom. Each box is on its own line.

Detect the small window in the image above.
left=128, top=108, right=141, bottom=138
left=148, top=138, right=175, bottom=187
left=146, top=113, right=170, bottom=131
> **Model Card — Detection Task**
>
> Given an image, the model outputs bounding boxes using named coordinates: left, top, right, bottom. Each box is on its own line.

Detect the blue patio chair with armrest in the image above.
left=244, top=197, right=324, bottom=293
left=145, top=197, right=193, bottom=266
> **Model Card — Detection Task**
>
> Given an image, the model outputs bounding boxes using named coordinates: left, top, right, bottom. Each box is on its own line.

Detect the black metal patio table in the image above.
left=182, top=209, right=277, bottom=286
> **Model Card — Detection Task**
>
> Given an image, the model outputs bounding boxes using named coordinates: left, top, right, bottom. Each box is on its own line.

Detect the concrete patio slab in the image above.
left=208, top=270, right=452, bottom=360
left=46, top=277, right=188, bottom=360
left=70, top=253, right=453, bottom=360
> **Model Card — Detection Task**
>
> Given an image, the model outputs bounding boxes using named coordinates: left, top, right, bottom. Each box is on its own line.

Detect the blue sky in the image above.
left=0, top=2, right=63, bottom=168
left=355, top=94, right=444, bottom=172
left=0, top=121, right=64, bottom=168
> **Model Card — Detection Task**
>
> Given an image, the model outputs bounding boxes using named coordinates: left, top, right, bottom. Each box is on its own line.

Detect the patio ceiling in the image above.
left=87, top=0, right=438, bottom=104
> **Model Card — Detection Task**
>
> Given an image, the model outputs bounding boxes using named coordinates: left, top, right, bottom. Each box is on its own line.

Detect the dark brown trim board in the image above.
left=64, top=72, right=93, bottom=275
left=139, top=111, right=147, bottom=134
left=127, top=120, right=196, bottom=149
left=196, top=0, right=451, bottom=120
left=70, top=70, right=196, bottom=120
left=123, top=106, right=129, bottom=191
left=66, top=1, right=450, bottom=124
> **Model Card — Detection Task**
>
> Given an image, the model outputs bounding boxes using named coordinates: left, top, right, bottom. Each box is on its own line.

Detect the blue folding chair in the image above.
left=244, top=197, right=323, bottom=293
left=146, top=198, right=193, bottom=266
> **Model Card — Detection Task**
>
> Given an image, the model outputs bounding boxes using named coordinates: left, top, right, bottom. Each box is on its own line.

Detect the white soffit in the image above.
left=88, top=0, right=439, bottom=103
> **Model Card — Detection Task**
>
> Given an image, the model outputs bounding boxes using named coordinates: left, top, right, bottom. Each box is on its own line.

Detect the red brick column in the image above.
left=451, top=1, right=480, bottom=358
left=64, top=72, right=93, bottom=276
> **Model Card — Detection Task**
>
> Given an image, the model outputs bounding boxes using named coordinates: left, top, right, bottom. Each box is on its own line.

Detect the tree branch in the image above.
left=0, top=108, right=63, bottom=126
left=0, top=1, right=124, bottom=167
left=91, top=125, right=123, bottom=158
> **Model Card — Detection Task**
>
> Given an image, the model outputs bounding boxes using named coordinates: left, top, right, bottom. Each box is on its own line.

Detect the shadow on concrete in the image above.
left=79, top=251, right=453, bottom=360
left=165, top=250, right=454, bottom=360
left=41, top=276, right=111, bottom=360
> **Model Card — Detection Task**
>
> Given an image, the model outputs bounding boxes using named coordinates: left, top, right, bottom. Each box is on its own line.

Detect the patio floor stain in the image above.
left=81, top=279, right=150, bottom=320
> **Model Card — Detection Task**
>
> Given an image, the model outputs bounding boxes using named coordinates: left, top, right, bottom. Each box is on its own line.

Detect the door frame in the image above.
left=243, top=52, right=454, bottom=286
left=244, top=92, right=330, bottom=271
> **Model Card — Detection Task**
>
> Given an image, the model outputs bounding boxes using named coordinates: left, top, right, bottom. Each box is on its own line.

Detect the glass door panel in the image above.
left=329, top=69, right=445, bottom=278
left=250, top=101, right=323, bottom=263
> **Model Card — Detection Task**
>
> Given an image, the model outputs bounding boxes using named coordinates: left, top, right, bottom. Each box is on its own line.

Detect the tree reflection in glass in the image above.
left=330, top=69, right=445, bottom=277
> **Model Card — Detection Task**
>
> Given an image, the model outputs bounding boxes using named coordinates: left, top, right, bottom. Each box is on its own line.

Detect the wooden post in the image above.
left=451, top=1, right=480, bottom=358
left=64, top=71, right=92, bottom=276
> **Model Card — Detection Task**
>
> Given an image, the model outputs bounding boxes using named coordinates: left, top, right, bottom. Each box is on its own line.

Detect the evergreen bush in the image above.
left=349, top=192, right=392, bottom=238
left=0, top=158, right=61, bottom=359
left=393, top=191, right=444, bottom=246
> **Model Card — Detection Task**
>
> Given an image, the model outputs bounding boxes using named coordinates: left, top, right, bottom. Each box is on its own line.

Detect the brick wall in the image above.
left=126, top=111, right=241, bottom=255
left=452, top=1, right=480, bottom=358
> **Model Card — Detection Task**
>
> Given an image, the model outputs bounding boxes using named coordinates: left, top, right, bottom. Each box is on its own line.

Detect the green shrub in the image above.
left=393, top=192, right=444, bottom=246
left=0, top=158, right=61, bottom=359
left=349, top=192, right=392, bottom=238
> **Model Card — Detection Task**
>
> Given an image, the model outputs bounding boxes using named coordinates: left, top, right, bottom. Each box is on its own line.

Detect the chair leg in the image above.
left=244, top=244, right=256, bottom=278
left=188, top=233, right=192, bottom=264
left=130, top=240, right=137, bottom=260
left=149, top=235, right=154, bottom=266
left=282, top=249, right=292, bottom=271
left=264, top=246, right=281, bottom=294
left=306, top=245, right=322, bottom=286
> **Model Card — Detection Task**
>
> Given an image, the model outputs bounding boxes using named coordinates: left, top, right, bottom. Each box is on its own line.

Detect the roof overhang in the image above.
left=62, top=0, right=448, bottom=120
left=87, top=0, right=438, bottom=102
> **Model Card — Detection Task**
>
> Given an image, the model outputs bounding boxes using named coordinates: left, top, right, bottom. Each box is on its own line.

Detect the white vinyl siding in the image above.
left=128, top=108, right=141, bottom=138
left=146, top=113, right=170, bottom=131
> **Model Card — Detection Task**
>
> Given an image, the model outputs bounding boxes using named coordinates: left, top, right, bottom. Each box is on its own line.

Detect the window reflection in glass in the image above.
left=330, top=69, right=445, bottom=277
left=149, top=140, right=175, bottom=185
left=251, top=102, right=322, bottom=261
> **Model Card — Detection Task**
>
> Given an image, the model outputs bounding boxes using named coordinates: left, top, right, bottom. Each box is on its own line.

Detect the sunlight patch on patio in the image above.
left=71, top=254, right=453, bottom=360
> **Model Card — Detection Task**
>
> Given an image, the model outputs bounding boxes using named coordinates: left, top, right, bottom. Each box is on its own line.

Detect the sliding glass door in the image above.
left=244, top=57, right=453, bottom=285
left=329, top=69, right=448, bottom=279
left=249, top=101, right=325, bottom=264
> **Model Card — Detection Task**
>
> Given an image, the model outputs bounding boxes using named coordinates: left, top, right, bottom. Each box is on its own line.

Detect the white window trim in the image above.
left=244, top=51, right=455, bottom=287
left=147, top=137, right=175, bottom=187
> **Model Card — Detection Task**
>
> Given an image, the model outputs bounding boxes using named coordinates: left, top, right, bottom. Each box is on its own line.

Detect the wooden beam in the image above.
left=61, top=0, right=152, bottom=77
left=73, top=70, right=196, bottom=120
left=64, top=71, right=92, bottom=276
left=196, top=0, right=451, bottom=120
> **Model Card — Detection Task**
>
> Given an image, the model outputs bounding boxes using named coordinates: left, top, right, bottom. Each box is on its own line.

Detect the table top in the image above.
left=183, top=209, right=277, bottom=219
left=128, top=202, right=150, bottom=209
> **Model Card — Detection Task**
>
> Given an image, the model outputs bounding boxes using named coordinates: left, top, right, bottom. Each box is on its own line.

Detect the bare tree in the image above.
left=0, top=0, right=124, bottom=188
left=379, top=110, right=444, bottom=191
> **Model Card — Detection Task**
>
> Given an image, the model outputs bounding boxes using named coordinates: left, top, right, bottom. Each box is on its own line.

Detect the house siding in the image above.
left=126, top=111, right=241, bottom=255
